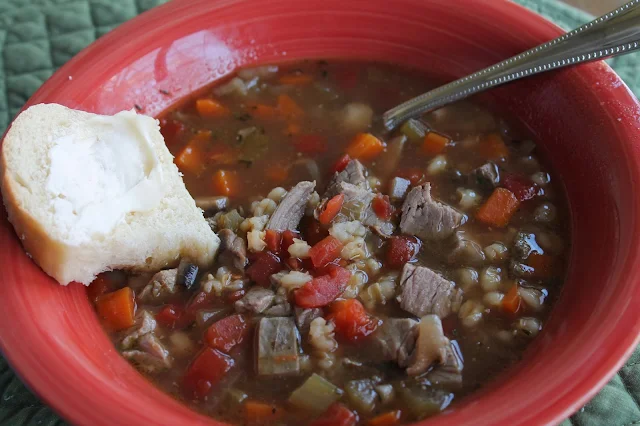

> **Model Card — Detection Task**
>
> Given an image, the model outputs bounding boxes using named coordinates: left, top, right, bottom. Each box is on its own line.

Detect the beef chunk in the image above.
left=256, top=317, right=300, bottom=376
left=400, top=183, right=464, bottom=241
left=294, top=307, right=323, bottom=333
left=264, top=287, right=292, bottom=316
left=373, top=318, right=418, bottom=367
left=325, top=160, right=367, bottom=197
left=267, top=181, right=316, bottom=231
left=407, top=314, right=448, bottom=376
left=195, top=196, right=229, bottom=214
left=138, top=269, right=178, bottom=302
left=426, top=340, right=463, bottom=386
left=235, top=287, right=275, bottom=314
left=472, top=162, right=500, bottom=190
left=218, top=229, right=248, bottom=270
left=398, top=264, right=462, bottom=318
left=389, top=177, right=411, bottom=201
left=122, top=334, right=172, bottom=372
left=122, top=310, right=157, bottom=349
left=447, top=231, right=485, bottom=267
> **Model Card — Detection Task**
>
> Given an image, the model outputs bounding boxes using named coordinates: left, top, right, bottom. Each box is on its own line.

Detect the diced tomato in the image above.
left=372, top=194, right=394, bottom=220
left=310, top=403, right=357, bottom=426
left=156, top=304, right=184, bottom=329
left=205, top=314, right=249, bottom=353
left=502, top=173, right=539, bottom=202
left=246, top=251, right=282, bottom=287
left=302, top=217, right=329, bottom=246
left=396, top=168, right=426, bottom=186
left=87, top=273, right=112, bottom=303
left=281, top=230, right=300, bottom=256
left=318, top=194, right=345, bottom=225
left=295, top=265, right=351, bottom=308
left=183, top=348, right=234, bottom=398
left=331, top=154, right=351, bottom=174
left=286, top=257, right=303, bottom=271
left=159, top=118, right=185, bottom=144
left=309, top=236, right=344, bottom=268
left=385, top=236, right=421, bottom=269
left=327, top=299, right=378, bottom=342
left=186, top=291, right=211, bottom=315
left=265, top=230, right=282, bottom=253
left=226, top=289, right=246, bottom=303
left=293, top=134, right=328, bottom=155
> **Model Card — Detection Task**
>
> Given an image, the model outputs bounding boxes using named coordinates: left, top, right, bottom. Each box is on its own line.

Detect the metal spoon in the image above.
left=383, top=0, right=640, bottom=131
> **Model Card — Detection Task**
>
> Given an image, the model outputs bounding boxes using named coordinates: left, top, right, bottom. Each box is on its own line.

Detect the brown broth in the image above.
left=95, top=60, right=570, bottom=425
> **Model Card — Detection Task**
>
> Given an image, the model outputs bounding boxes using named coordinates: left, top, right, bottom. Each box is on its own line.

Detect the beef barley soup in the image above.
left=89, top=61, right=569, bottom=425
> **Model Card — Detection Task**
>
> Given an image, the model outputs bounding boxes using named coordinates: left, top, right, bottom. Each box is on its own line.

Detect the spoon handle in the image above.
left=383, top=0, right=640, bottom=130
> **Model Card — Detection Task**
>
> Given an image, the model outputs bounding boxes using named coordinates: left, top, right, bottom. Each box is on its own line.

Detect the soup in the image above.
left=89, top=60, right=569, bottom=425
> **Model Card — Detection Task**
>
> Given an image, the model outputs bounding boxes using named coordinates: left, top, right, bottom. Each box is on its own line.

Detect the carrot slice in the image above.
left=478, top=133, right=509, bottom=160
left=318, top=194, right=345, bottom=225
left=422, top=132, right=449, bottom=156
left=277, top=94, right=304, bottom=119
left=244, top=401, right=284, bottom=425
left=476, top=188, right=520, bottom=228
left=196, top=98, right=230, bottom=117
left=175, top=142, right=205, bottom=175
left=346, top=132, right=385, bottom=161
left=248, top=103, right=278, bottom=119
left=279, top=73, right=313, bottom=85
left=368, top=410, right=402, bottom=426
left=527, top=253, right=555, bottom=278
left=285, top=122, right=301, bottom=136
left=212, top=170, right=238, bottom=196
left=266, top=164, right=290, bottom=183
left=96, top=287, right=135, bottom=331
left=502, top=284, right=522, bottom=314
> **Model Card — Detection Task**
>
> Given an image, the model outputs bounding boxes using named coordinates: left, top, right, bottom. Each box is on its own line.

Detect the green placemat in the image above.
left=0, top=1, right=637, bottom=425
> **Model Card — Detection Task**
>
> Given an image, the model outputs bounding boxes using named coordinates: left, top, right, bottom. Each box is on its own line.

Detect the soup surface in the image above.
left=90, top=61, right=569, bottom=425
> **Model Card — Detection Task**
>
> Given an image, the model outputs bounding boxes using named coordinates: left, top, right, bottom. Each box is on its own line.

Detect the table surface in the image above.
left=561, top=0, right=627, bottom=15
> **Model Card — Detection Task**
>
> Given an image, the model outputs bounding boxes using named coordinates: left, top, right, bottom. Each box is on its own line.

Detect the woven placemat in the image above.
left=0, top=1, right=637, bottom=425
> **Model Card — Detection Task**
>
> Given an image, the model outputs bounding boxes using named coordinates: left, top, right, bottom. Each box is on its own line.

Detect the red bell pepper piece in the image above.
left=331, top=154, right=351, bottom=174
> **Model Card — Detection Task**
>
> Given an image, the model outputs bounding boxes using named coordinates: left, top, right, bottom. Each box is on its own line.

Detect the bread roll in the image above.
left=1, top=103, right=219, bottom=285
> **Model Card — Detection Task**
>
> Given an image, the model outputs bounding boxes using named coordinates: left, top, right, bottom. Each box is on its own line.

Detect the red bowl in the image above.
left=2, top=0, right=640, bottom=425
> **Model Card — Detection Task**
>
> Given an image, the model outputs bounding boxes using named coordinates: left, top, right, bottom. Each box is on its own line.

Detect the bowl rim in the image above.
left=2, top=0, right=640, bottom=425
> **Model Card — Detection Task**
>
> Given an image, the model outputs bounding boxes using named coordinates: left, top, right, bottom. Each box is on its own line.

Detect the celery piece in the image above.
left=288, top=373, right=343, bottom=415
left=400, top=119, right=428, bottom=142
left=217, top=209, right=244, bottom=232
left=345, top=379, right=377, bottom=414
left=398, top=383, right=453, bottom=420
left=225, top=388, right=248, bottom=407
